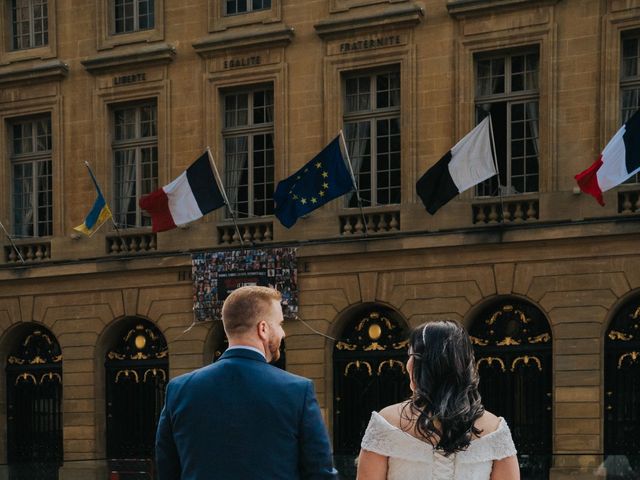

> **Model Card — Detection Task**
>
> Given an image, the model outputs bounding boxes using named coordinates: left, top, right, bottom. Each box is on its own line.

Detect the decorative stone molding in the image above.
left=81, top=43, right=176, bottom=74
left=0, top=60, right=68, bottom=85
left=447, top=0, right=560, bottom=18
left=314, top=3, right=424, bottom=39
left=192, top=24, right=294, bottom=57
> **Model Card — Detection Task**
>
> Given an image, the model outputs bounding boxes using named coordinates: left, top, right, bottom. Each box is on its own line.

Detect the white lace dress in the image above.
left=360, top=412, right=517, bottom=480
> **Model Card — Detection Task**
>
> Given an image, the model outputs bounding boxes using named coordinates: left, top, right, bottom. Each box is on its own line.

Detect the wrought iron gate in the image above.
left=105, top=320, right=168, bottom=480
left=470, top=300, right=552, bottom=480
left=6, top=326, right=63, bottom=480
left=605, top=298, right=640, bottom=478
left=333, top=308, right=409, bottom=477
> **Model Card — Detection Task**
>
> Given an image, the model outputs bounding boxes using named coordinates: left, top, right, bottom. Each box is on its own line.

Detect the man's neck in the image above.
left=227, top=340, right=267, bottom=360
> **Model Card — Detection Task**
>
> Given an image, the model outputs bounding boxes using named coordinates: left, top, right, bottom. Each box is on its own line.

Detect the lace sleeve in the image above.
left=361, top=412, right=432, bottom=462
left=459, top=418, right=517, bottom=463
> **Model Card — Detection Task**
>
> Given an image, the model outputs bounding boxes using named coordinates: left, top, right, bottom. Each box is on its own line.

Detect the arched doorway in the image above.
left=6, top=325, right=63, bottom=480
left=332, top=306, right=410, bottom=477
left=469, top=299, right=552, bottom=480
left=105, top=318, right=168, bottom=479
left=604, top=296, right=640, bottom=477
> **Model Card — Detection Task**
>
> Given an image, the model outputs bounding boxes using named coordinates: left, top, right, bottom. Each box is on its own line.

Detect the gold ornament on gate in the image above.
left=368, top=323, right=382, bottom=340
left=135, top=334, right=147, bottom=350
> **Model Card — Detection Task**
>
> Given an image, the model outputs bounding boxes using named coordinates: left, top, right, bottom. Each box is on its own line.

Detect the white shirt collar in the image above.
left=226, top=345, right=266, bottom=359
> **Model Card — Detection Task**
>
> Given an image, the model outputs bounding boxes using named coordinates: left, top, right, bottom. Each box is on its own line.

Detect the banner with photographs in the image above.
left=192, top=247, right=298, bottom=322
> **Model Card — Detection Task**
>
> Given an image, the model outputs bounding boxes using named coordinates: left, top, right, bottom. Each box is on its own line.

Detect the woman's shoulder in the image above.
left=472, top=410, right=501, bottom=438
left=460, top=411, right=517, bottom=463
left=377, top=401, right=411, bottom=429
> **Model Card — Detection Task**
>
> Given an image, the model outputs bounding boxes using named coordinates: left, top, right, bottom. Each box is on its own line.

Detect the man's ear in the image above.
left=256, top=320, right=268, bottom=341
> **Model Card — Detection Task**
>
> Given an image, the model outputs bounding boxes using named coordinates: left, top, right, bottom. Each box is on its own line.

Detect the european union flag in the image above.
left=274, top=135, right=354, bottom=228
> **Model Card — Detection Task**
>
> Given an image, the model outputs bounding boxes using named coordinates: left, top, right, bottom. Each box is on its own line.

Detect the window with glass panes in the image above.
left=112, top=102, right=158, bottom=228
left=475, top=50, right=539, bottom=197
left=224, top=0, right=270, bottom=15
left=10, top=115, right=53, bottom=238
left=113, top=0, right=154, bottom=34
left=621, top=32, right=640, bottom=183
left=343, top=69, right=401, bottom=207
left=11, top=0, right=48, bottom=50
left=222, top=87, right=274, bottom=218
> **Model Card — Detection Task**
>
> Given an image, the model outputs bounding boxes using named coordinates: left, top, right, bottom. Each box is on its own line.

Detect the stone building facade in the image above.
left=1, top=0, right=640, bottom=479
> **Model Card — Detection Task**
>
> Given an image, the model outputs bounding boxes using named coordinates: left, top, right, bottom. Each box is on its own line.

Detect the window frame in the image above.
left=9, top=114, right=53, bottom=238
left=110, top=101, right=158, bottom=229
left=221, top=85, right=275, bottom=219
left=620, top=31, right=640, bottom=184
left=111, top=0, right=155, bottom=35
left=0, top=0, right=56, bottom=63
left=208, top=0, right=280, bottom=32
left=10, top=0, right=48, bottom=50
left=223, top=0, right=271, bottom=17
left=474, top=49, right=540, bottom=197
left=96, top=0, right=163, bottom=50
left=342, top=67, right=401, bottom=208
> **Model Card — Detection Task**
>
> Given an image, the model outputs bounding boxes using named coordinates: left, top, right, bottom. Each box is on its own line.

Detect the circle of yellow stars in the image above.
left=289, top=161, right=330, bottom=206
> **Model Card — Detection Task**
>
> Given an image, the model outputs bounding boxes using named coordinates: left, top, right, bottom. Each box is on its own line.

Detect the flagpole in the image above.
left=83, top=161, right=126, bottom=251
left=487, top=115, right=505, bottom=223
left=338, top=130, right=368, bottom=237
left=206, top=147, right=245, bottom=247
left=0, top=220, right=25, bottom=264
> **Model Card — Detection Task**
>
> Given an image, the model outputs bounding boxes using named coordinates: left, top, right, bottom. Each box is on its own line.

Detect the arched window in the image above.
left=105, top=318, right=168, bottom=478
left=6, top=325, right=62, bottom=480
left=469, top=299, right=552, bottom=479
left=604, top=296, right=640, bottom=475
left=332, top=306, right=409, bottom=477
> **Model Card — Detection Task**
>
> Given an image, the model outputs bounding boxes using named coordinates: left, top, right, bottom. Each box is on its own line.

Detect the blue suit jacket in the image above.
left=155, top=348, right=338, bottom=480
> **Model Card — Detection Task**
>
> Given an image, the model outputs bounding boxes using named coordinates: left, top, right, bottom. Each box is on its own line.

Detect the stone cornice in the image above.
left=81, top=43, right=176, bottom=74
left=192, top=24, right=295, bottom=57
left=447, top=0, right=561, bottom=18
left=314, top=3, right=424, bottom=39
left=0, top=59, right=68, bottom=85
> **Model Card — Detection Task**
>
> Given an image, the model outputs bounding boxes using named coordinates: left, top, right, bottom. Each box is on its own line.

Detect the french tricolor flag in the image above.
left=139, top=152, right=225, bottom=232
left=575, top=110, right=640, bottom=206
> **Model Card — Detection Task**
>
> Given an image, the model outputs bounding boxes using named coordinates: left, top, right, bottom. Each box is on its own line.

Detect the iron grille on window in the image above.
left=222, top=87, right=274, bottom=218
left=475, top=51, right=539, bottom=197
left=343, top=69, right=401, bottom=208
left=225, top=0, right=271, bottom=15
left=11, top=116, right=53, bottom=238
left=112, top=102, right=158, bottom=228
left=113, top=0, right=154, bottom=34
left=11, top=0, right=48, bottom=50
left=621, top=33, right=640, bottom=184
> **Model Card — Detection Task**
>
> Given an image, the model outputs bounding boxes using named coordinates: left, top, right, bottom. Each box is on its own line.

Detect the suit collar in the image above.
left=219, top=347, right=267, bottom=363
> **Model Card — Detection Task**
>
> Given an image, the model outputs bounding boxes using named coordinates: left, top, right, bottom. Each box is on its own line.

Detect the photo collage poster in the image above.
left=192, top=247, right=298, bottom=322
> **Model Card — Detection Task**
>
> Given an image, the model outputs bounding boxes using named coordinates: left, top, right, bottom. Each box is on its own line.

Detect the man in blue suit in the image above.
left=156, top=286, right=338, bottom=479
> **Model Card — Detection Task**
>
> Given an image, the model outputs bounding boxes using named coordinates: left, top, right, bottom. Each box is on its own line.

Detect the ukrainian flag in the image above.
left=74, top=166, right=112, bottom=236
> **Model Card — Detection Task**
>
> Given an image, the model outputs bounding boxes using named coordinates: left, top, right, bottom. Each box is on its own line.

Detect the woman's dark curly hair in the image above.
left=402, top=320, right=485, bottom=455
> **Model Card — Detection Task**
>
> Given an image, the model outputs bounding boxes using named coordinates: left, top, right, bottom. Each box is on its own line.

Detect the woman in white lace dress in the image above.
left=357, top=320, right=520, bottom=480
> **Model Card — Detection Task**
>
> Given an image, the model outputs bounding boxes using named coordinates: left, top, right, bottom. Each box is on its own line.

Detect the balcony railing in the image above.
left=107, top=232, right=157, bottom=255
left=618, top=189, right=640, bottom=214
left=472, top=199, right=539, bottom=224
left=218, top=221, right=273, bottom=246
left=4, top=241, right=51, bottom=264
left=340, top=210, right=400, bottom=235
